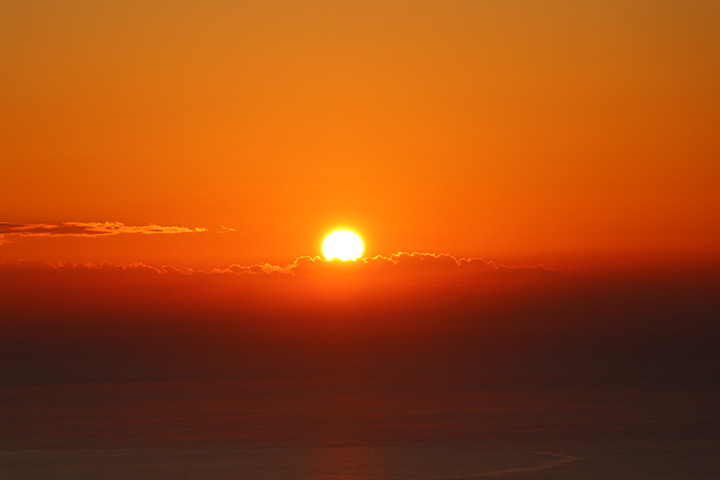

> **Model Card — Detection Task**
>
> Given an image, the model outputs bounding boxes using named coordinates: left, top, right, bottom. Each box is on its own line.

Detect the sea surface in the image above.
left=1, top=334, right=718, bottom=479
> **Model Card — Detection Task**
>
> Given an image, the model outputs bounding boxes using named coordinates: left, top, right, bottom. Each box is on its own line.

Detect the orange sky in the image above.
left=1, top=1, right=719, bottom=269
left=2, top=7, right=720, bottom=468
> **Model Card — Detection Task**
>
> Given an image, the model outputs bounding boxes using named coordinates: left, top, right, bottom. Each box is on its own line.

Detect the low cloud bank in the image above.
left=0, top=255, right=716, bottom=342
left=0, top=252, right=558, bottom=280
left=0, top=254, right=563, bottom=329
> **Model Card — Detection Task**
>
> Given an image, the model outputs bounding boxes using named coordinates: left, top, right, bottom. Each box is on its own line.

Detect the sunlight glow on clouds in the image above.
left=0, top=222, right=209, bottom=243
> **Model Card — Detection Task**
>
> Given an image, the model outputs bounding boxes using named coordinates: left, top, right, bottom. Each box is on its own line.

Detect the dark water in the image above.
left=1, top=334, right=718, bottom=479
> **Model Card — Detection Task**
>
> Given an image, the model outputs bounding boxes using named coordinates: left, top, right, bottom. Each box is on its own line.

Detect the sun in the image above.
left=322, top=230, right=364, bottom=261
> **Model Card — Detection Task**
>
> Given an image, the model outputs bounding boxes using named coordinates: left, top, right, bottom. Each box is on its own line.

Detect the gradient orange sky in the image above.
left=2, top=1, right=719, bottom=269
left=2, top=7, right=720, bottom=477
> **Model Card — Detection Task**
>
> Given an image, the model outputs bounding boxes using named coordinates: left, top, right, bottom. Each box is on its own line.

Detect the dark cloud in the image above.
left=0, top=255, right=565, bottom=338
left=0, top=257, right=717, bottom=353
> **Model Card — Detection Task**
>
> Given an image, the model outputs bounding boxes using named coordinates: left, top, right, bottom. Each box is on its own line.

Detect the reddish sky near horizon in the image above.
left=1, top=1, right=719, bottom=269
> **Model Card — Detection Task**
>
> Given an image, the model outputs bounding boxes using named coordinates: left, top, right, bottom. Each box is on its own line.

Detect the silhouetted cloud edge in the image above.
left=0, top=252, right=558, bottom=278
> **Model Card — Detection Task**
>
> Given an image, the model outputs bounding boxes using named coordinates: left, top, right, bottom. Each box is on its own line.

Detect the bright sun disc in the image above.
left=322, top=230, right=363, bottom=261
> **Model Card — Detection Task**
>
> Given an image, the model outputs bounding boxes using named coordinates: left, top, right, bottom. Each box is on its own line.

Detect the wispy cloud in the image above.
left=0, top=222, right=209, bottom=239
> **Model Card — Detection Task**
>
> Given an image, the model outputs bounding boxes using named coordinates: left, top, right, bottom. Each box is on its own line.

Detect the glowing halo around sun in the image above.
left=322, top=230, right=364, bottom=261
